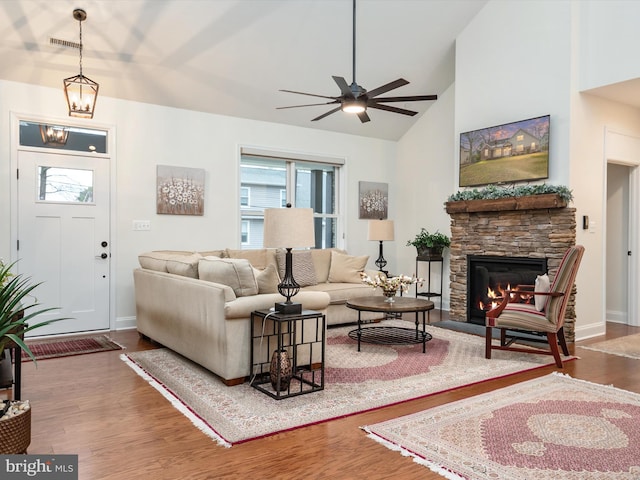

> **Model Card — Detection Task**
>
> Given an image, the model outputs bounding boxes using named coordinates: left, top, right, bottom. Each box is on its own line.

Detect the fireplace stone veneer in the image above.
left=446, top=198, right=577, bottom=340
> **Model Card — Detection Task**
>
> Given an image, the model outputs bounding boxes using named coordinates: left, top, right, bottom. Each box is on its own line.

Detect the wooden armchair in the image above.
left=485, top=245, right=584, bottom=367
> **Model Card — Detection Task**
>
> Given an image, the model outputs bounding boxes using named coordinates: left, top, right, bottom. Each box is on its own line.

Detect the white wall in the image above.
left=579, top=1, right=640, bottom=91
left=0, top=79, right=397, bottom=328
left=396, top=84, right=455, bottom=310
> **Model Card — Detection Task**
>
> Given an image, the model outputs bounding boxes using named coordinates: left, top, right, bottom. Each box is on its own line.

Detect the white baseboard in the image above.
left=574, top=321, right=606, bottom=341
left=606, top=309, right=628, bottom=324
left=114, top=315, right=137, bottom=331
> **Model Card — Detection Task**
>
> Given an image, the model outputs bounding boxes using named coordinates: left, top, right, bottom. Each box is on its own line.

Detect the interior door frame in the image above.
left=604, top=127, right=640, bottom=327
left=9, top=112, right=118, bottom=332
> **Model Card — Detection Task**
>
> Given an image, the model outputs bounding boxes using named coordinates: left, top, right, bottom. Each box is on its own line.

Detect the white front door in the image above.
left=17, top=150, right=110, bottom=336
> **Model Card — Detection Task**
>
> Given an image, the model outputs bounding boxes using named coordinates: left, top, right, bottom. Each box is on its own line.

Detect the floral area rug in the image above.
left=578, top=333, right=640, bottom=360
left=22, top=335, right=123, bottom=361
left=121, top=320, right=571, bottom=447
left=364, top=372, right=640, bottom=480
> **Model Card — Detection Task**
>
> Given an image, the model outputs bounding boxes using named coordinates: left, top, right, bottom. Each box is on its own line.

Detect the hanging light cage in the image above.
left=64, top=74, right=99, bottom=118
left=63, top=8, right=99, bottom=119
left=39, top=124, right=70, bottom=147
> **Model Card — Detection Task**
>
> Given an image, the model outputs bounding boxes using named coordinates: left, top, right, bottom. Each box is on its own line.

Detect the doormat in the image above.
left=578, top=332, right=640, bottom=360
left=121, top=319, right=572, bottom=447
left=363, top=372, right=640, bottom=480
left=22, top=335, right=124, bottom=361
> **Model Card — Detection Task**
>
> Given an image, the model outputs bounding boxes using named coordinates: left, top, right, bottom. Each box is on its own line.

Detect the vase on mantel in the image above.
left=270, top=349, right=292, bottom=392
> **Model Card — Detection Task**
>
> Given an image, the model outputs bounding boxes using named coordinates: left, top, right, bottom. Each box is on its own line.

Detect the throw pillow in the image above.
left=253, top=264, right=280, bottom=294
left=275, top=249, right=317, bottom=287
left=198, top=257, right=258, bottom=297
left=328, top=251, right=369, bottom=283
left=534, top=273, right=550, bottom=311
left=166, top=252, right=202, bottom=278
left=225, top=248, right=269, bottom=270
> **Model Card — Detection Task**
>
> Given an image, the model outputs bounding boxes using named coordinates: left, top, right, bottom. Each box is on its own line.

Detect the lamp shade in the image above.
left=368, top=219, right=394, bottom=241
left=264, top=207, right=315, bottom=248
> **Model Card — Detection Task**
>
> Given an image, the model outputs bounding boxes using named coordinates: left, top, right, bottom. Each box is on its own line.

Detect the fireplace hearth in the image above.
left=467, top=255, right=547, bottom=325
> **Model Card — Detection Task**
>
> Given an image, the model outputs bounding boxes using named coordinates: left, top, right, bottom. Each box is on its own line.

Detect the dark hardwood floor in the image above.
left=4, top=315, right=639, bottom=479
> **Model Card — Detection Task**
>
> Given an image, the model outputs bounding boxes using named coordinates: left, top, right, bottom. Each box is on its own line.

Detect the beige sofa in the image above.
left=134, top=247, right=383, bottom=385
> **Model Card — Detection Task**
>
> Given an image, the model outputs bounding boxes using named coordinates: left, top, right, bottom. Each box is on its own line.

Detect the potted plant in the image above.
left=0, top=259, right=67, bottom=454
left=406, top=229, right=451, bottom=257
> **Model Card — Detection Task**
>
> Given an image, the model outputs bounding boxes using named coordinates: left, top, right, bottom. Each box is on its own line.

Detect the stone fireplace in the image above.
left=445, top=194, right=577, bottom=340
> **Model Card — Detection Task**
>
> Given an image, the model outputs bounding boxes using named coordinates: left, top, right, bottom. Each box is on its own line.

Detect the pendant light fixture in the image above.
left=39, top=124, right=69, bottom=147
left=63, top=9, right=99, bottom=119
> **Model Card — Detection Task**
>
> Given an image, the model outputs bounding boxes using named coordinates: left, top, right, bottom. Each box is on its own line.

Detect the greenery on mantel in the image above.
left=447, top=184, right=573, bottom=203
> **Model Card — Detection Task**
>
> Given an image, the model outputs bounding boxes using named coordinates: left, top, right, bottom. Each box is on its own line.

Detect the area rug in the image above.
left=22, top=335, right=123, bottom=361
left=121, top=319, right=572, bottom=447
left=578, top=333, right=640, bottom=360
left=363, top=372, right=640, bottom=480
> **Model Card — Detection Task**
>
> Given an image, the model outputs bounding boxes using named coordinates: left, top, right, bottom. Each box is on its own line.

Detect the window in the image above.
left=239, top=149, right=342, bottom=249
left=36, top=166, right=94, bottom=203
left=516, top=134, right=524, bottom=141
left=240, top=187, right=250, bottom=207
left=241, top=221, right=250, bottom=244
left=19, top=120, right=108, bottom=154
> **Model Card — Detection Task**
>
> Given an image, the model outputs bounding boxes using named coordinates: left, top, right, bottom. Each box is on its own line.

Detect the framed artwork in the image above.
left=156, top=165, right=205, bottom=215
left=359, top=181, right=388, bottom=219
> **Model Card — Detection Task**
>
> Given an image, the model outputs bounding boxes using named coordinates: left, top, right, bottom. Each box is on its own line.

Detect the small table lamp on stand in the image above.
left=263, top=204, right=315, bottom=315
left=368, top=219, right=394, bottom=277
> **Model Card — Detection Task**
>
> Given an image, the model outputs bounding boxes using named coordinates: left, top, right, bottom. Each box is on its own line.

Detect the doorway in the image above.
left=606, top=163, right=631, bottom=324
left=12, top=116, right=113, bottom=337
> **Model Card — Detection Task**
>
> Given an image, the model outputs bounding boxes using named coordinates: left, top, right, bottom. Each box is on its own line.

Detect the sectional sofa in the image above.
left=134, top=247, right=384, bottom=385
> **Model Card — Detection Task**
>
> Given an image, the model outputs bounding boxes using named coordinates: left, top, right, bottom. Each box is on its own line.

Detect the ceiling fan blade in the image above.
left=312, top=106, right=342, bottom=122
left=358, top=111, right=370, bottom=123
left=373, top=94, right=438, bottom=103
left=280, top=89, right=338, bottom=100
left=332, top=76, right=353, bottom=97
left=365, top=78, right=410, bottom=98
left=368, top=102, right=418, bottom=116
left=277, top=101, right=339, bottom=110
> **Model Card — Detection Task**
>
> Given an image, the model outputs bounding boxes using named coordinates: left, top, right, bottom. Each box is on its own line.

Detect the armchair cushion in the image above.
left=534, top=274, right=550, bottom=311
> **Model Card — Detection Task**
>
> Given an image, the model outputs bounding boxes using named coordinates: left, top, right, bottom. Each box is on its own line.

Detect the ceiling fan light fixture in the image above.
left=341, top=98, right=366, bottom=114
left=63, top=9, right=99, bottom=119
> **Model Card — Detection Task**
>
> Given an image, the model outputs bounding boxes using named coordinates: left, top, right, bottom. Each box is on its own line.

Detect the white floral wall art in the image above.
left=359, top=181, right=388, bottom=219
left=156, top=165, right=205, bottom=215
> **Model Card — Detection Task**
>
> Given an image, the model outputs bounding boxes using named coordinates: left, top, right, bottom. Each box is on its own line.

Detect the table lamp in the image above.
left=368, top=219, right=394, bottom=276
left=263, top=204, right=315, bottom=314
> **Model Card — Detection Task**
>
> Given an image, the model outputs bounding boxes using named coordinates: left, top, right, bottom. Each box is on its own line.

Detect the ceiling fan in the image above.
left=277, top=0, right=437, bottom=123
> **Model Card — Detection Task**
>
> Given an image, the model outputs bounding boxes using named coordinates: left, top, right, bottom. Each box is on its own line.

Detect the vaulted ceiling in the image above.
left=0, top=1, right=491, bottom=140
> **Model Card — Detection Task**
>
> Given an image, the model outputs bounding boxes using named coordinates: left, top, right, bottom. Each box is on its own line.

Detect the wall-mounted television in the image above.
left=459, top=114, right=550, bottom=187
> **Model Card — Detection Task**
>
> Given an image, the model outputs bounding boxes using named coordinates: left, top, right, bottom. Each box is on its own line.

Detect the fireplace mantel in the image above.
left=445, top=193, right=567, bottom=214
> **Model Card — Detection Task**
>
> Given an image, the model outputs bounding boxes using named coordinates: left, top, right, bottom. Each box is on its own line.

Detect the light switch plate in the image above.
left=133, top=220, right=151, bottom=231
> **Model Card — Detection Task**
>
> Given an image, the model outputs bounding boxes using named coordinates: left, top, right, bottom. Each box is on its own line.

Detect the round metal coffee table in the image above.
left=346, top=296, right=434, bottom=353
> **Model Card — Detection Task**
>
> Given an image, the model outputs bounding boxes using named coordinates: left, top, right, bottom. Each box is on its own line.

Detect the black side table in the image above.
left=250, top=309, right=325, bottom=400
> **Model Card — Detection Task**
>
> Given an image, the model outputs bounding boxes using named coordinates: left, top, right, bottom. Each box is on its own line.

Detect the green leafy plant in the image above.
left=447, top=184, right=573, bottom=203
left=0, top=260, right=68, bottom=364
left=406, top=229, right=451, bottom=250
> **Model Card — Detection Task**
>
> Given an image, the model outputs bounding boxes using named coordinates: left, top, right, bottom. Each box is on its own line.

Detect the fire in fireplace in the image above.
left=467, top=255, right=547, bottom=325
